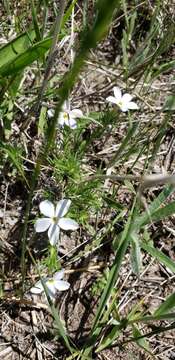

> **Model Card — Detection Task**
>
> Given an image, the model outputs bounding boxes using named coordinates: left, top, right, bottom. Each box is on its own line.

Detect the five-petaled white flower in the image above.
left=30, top=269, right=70, bottom=300
left=48, top=102, right=83, bottom=129
left=34, top=199, right=79, bottom=245
left=106, top=87, right=139, bottom=112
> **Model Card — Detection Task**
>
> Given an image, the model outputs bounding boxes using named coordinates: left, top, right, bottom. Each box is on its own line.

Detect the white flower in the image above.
left=34, top=199, right=79, bottom=245
left=30, top=269, right=70, bottom=300
left=106, top=87, right=139, bottom=112
left=48, top=102, right=83, bottom=129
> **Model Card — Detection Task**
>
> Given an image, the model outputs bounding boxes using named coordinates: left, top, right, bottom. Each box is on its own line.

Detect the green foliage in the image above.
left=0, top=37, right=52, bottom=77
left=0, top=142, right=27, bottom=184
left=0, top=29, right=36, bottom=69
left=1, top=0, right=175, bottom=358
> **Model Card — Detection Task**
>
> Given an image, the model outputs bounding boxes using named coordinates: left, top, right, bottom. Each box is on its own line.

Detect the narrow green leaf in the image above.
left=141, top=242, right=175, bottom=273
left=152, top=61, right=175, bottom=80
left=132, top=325, right=150, bottom=353
left=38, top=106, right=47, bottom=135
left=62, top=0, right=79, bottom=29
left=135, top=185, right=174, bottom=230
left=154, top=292, right=175, bottom=316
left=130, top=234, right=142, bottom=275
left=31, top=0, right=42, bottom=42
left=96, top=325, right=120, bottom=352
left=140, top=200, right=175, bottom=227
left=129, top=312, right=175, bottom=323
left=163, top=95, right=175, bottom=111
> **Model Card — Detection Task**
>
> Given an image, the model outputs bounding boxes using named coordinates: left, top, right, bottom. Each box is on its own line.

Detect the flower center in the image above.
left=47, top=279, right=55, bottom=285
left=52, top=216, right=58, bottom=224
left=118, top=100, right=123, bottom=108
left=63, top=112, right=69, bottom=120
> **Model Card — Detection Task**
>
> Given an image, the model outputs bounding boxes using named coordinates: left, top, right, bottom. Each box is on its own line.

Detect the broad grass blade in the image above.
left=0, top=30, right=36, bottom=68
left=0, top=38, right=52, bottom=76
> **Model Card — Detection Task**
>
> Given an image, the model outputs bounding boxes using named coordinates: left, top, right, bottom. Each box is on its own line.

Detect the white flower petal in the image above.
left=58, top=112, right=66, bottom=126
left=34, top=218, right=51, bottom=232
left=53, top=269, right=65, bottom=281
left=113, top=87, right=122, bottom=101
left=39, top=200, right=55, bottom=218
left=56, top=199, right=71, bottom=218
left=30, top=281, right=44, bottom=294
left=54, top=280, right=70, bottom=291
left=106, top=96, right=118, bottom=105
left=122, top=93, right=133, bottom=103
left=58, top=218, right=79, bottom=231
left=70, top=109, right=83, bottom=118
left=120, top=103, right=129, bottom=112
left=65, top=117, right=77, bottom=129
left=46, top=280, right=57, bottom=296
left=127, top=101, right=139, bottom=110
left=62, top=101, right=69, bottom=112
left=48, top=224, right=60, bottom=245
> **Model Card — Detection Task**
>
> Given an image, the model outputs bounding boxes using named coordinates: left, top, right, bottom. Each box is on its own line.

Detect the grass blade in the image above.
left=135, top=185, right=175, bottom=230
left=141, top=242, right=175, bottom=273
left=154, top=292, right=175, bottom=316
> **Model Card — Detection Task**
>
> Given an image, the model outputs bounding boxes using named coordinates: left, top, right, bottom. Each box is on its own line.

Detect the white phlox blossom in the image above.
left=34, top=199, right=79, bottom=245
left=48, top=102, right=83, bottom=129
left=106, top=87, right=139, bottom=112
left=30, top=269, right=70, bottom=300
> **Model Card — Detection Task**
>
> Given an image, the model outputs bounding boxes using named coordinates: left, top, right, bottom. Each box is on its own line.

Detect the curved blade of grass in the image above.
left=0, top=37, right=53, bottom=77
left=135, top=185, right=175, bottom=230
left=139, top=199, right=175, bottom=227
left=132, top=325, right=151, bottom=355
left=141, top=242, right=175, bottom=273
left=0, top=29, right=36, bottom=68
left=129, top=312, right=175, bottom=324
left=151, top=60, right=175, bottom=80
left=154, top=292, right=175, bottom=316
left=96, top=325, right=121, bottom=352
left=123, top=322, right=175, bottom=344
left=62, top=0, right=79, bottom=29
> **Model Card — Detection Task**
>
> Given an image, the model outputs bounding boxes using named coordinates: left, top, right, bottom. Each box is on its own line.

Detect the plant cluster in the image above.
left=0, top=0, right=175, bottom=359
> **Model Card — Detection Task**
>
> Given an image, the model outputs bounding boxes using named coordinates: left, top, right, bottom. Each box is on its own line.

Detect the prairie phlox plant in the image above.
left=34, top=199, right=79, bottom=246
left=32, top=87, right=138, bottom=300
left=32, top=199, right=78, bottom=300
left=106, top=87, right=139, bottom=112
left=48, top=101, right=83, bottom=129
left=30, top=269, right=70, bottom=301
